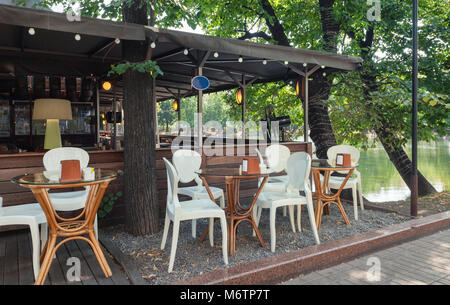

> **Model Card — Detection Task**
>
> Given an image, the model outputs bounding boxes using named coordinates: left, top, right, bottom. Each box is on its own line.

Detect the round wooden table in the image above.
left=11, top=169, right=120, bottom=285
left=311, top=160, right=356, bottom=230
left=197, top=168, right=269, bottom=255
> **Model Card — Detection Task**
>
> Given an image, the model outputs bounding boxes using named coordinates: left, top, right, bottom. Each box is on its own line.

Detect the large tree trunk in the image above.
left=122, top=1, right=160, bottom=235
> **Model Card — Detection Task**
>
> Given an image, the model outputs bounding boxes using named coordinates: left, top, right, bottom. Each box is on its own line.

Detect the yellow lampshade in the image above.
left=173, top=100, right=179, bottom=111
left=32, top=99, right=72, bottom=150
left=236, top=88, right=243, bottom=105
left=33, top=99, right=72, bottom=120
left=102, top=81, right=112, bottom=91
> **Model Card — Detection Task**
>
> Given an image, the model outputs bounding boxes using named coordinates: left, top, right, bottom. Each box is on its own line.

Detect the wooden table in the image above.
left=197, top=168, right=269, bottom=255
left=11, top=169, right=119, bottom=285
left=311, top=160, right=356, bottom=230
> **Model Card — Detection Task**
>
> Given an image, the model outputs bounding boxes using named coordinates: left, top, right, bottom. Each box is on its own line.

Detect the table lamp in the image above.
left=33, top=99, right=72, bottom=150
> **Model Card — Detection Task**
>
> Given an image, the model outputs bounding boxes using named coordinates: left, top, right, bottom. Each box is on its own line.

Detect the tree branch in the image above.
left=238, top=31, right=272, bottom=42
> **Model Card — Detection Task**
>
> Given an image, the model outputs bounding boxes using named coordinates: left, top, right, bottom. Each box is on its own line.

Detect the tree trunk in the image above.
left=122, top=1, right=160, bottom=235
left=375, top=123, right=437, bottom=196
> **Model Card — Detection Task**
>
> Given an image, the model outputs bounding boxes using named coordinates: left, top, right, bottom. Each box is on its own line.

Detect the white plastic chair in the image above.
left=256, top=145, right=291, bottom=217
left=0, top=197, right=48, bottom=280
left=43, top=147, right=98, bottom=236
left=160, top=158, right=228, bottom=273
left=253, top=152, right=320, bottom=252
left=172, top=149, right=225, bottom=238
left=326, top=145, right=364, bottom=220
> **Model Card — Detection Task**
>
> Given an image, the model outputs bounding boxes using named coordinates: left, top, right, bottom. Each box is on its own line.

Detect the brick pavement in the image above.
left=281, top=229, right=450, bottom=285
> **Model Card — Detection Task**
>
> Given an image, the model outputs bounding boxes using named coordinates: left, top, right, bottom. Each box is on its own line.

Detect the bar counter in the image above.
left=0, top=142, right=311, bottom=228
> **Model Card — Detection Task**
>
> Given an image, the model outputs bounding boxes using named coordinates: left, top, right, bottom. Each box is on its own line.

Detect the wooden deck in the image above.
left=0, top=229, right=131, bottom=285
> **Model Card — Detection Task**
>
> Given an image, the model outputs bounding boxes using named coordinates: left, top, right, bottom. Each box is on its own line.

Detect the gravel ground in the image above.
left=100, top=203, right=411, bottom=285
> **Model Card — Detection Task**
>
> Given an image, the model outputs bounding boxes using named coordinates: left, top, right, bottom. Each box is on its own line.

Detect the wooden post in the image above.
left=197, top=67, right=203, bottom=149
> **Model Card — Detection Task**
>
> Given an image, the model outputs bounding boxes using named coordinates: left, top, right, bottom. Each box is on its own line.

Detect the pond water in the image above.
left=359, top=138, right=449, bottom=202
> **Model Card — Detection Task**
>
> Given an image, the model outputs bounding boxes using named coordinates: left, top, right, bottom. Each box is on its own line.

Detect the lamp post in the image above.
left=411, top=0, right=418, bottom=217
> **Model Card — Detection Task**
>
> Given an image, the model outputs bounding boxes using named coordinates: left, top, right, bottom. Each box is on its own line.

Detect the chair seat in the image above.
left=269, top=175, right=289, bottom=183
left=324, top=175, right=358, bottom=189
left=177, top=199, right=225, bottom=220
left=0, top=203, right=47, bottom=224
left=262, top=181, right=287, bottom=193
left=178, top=186, right=223, bottom=200
left=49, top=190, right=89, bottom=211
left=256, top=192, right=306, bottom=209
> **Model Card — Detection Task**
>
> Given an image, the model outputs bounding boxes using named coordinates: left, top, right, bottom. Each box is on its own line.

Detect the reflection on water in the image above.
left=359, top=138, right=449, bottom=202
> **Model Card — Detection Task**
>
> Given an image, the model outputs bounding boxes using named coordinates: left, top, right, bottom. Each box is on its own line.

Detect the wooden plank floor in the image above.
left=0, top=229, right=131, bottom=285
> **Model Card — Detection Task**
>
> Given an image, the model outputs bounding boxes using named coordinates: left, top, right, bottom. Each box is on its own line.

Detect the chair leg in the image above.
left=161, top=212, right=171, bottom=250
left=288, top=205, right=296, bottom=233
left=168, top=220, right=180, bottom=273
left=306, top=202, right=320, bottom=245
left=358, top=178, right=364, bottom=210
left=94, top=215, right=99, bottom=239
left=270, top=207, right=277, bottom=252
left=29, top=223, right=41, bottom=281
left=191, top=219, right=197, bottom=239
left=40, top=223, right=48, bottom=251
left=209, top=218, right=214, bottom=247
left=219, top=215, right=228, bottom=265
left=352, top=186, right=358, bottom=220
left=35, top=234, right=57, bottom=285
left=252, top=206, right=261, bottom=237
left=297, top=205, right=302, bottom=233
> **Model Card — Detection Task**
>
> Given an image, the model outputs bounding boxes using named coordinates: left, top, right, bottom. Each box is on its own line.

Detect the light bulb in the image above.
left=28, top=28, right=35, bottom=35
left=75, top=34, right=81, bottom=41
left=151, top=42, right=156, bottom=48
left=115, top=38, right=121, bottom=44
left=303, top=63, right=307, bottom=67
left=284, top=61, right=289, bottom=65
left=238, top=56, right=243, bottom=63
left=321, top=65, right=325, bottom=69
left=183, top=49, right=189, bottom=55
left=262, top=60, right=267, bottom=65
left=214, top=52, right=219, bottom=58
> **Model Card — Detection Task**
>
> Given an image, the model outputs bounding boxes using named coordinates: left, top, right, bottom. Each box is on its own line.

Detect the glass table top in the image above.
left=196, top=168, right=272, bottom=177
left=311, top=159, right=358, bottom=169
left=11, top=169, right=121, bottom=186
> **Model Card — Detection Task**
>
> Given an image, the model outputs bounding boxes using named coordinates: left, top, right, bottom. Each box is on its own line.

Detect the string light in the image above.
left=115, top=38, right=121, bottom=44
left=214, top=52, right=219, bottom=58
left=150, top=41, right=156, bottom=48
left=183, top=49, right=189, bottom=55
left=238, top=56, right=243, bottom=63
left=321, top=65, right=325, bottom=69
left=262, top=59, right=267, bottom=65
left=75, top=34, right=81, bottom=41
left=284, top=61, right=289, bottom=65
left=28, top=28, right=35, bottom=35
left=303, top=63, right=307, bottom=67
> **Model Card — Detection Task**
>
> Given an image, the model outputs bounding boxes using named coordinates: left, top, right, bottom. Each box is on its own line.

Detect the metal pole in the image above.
left=242, top=85, right=246, bottom=139
left=197, top=67, right=203, bottom=149
left=411, top=0, right=418, bottom=217
left=304, top=73, right=309, bottom=142
left=96, top=86, right=100, bottom=144
left=152, top=77, right=160, bottom=146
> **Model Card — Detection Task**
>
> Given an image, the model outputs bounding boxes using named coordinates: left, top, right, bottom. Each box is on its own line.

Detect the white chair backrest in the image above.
left=265, top=144, right=291, bottom=173
left=172, top=149, right=202, bottom=184
left=286, top=152, right=311, bottom=192
left=163, top=158, right=180, bottom=213
left=0, top=196, right=3, bottom=209
left=254, top=148, right=264, bottom=167
left=327, top=145, right=360, bottom=164
left=43, top=147, right=89, bottom=171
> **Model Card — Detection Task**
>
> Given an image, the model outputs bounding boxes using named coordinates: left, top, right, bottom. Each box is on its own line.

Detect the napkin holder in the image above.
left=336, top=154, right=351, bottom=167
left=60, top=160, right=81, bottom=182
left=243, top=157, right=260, bottom=174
